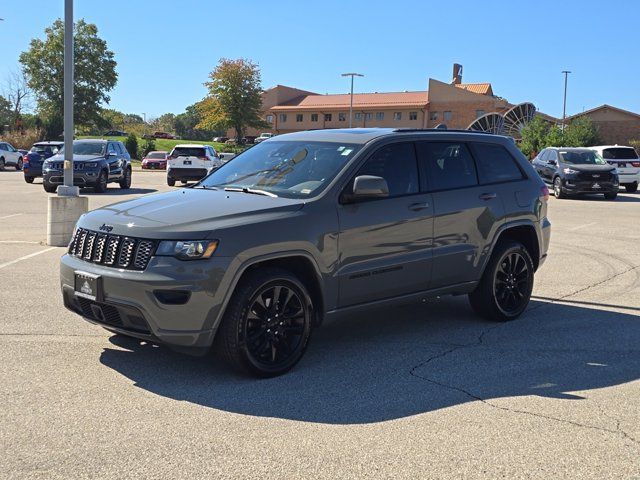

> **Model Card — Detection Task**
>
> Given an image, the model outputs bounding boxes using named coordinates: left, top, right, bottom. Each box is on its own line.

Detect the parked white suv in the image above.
left=167, top=144, right=222, bottom=186
left=254, top=132, right=274, bottom=143
left=0, top=141, right=24, bottom=171
left=591, top=145, right=640, bottom=193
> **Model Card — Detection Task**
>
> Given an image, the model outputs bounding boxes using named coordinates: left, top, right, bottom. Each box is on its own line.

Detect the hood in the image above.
left=562, top=163, right=615, bottom=173
left=77, top=188, right=305, bottom=239
left=48, top=153, right=105, bottom=162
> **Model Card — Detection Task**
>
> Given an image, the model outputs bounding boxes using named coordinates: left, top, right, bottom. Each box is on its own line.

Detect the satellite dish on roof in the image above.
left=467, top=113, right=505, bottom=135
left=434, top=123, right=448, bottom=130
left=502, top=102, right=536, bottom=138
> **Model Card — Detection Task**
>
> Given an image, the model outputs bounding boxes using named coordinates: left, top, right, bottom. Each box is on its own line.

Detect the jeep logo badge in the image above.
left=99, top=223, right=114, bottom=233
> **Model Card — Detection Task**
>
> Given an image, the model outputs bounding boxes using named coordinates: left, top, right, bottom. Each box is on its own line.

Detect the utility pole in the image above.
left=341, top=73, right=363, bottom=128
left=562, top=70, right=571, bottom=133
left=47, top=0, right=87, bottom=246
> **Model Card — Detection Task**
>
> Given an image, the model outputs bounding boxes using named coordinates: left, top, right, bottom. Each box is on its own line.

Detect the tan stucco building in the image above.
left=567, top=105, right=640, bottom=145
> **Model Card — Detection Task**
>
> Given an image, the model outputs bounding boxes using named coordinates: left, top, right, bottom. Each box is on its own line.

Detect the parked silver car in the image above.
left=0, top=141, right=24, bottom=170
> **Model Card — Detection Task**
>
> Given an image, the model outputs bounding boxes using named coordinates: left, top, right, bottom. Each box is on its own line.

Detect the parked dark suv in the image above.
left=60, top=128, right=550, bottom=376
left=532, top=147, right=619, bottom=200
left=43, top=139, right=132, bottom=193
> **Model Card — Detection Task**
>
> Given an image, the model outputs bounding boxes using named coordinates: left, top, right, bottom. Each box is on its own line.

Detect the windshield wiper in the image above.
left=224, top=187, right=278, bottom=197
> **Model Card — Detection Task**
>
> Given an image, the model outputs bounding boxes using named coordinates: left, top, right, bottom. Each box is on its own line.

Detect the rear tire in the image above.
left=625, top=182, right=638, bottom=193
left=469, top=240, right=534, bottom=322
left=214, top=267, right=313, bottom=377
left=604, top=192, right=617, bottom=200
left=167, top=176, right=175, bottom=186
left=24, top=176, right=34, bottom=184
left=553, top=177, right=565, bottom=199
left=119, top=167, right=131, bottom=189
left=94, top=170, right=108, bottom=193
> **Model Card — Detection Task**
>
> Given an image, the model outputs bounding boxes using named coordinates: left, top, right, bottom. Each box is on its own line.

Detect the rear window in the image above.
left=172, top=147, right=205, bottom=157
left=602, top=147, right=638, bottom=160
left=471, top=143, right=524, bottom=184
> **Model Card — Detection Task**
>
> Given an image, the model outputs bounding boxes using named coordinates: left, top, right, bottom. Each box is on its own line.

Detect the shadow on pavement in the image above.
left=99, top=297, right=640, bottom=424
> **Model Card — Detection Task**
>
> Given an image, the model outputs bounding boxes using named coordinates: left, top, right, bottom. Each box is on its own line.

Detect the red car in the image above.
left=141, top=151, right=169, bottom=170
left=153, top=132, right=174, bottom=139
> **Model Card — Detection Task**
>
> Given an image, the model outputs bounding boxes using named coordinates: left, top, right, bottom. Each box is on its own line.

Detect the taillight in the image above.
left=631, top=161, right=640, bottom=168
left=540, top=185, right=550, bottom=202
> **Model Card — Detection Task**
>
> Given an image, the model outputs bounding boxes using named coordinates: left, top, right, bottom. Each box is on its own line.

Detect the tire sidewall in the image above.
left=489, top=243, right=534, bottom=320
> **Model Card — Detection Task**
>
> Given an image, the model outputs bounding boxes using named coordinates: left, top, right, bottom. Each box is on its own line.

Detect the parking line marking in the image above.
left=0, top=247, right=57, bottom=270
left=0, top=240, right=41, bottom=244
left=0, top=213, right=22, bottom=220
left=568, top=222, right=596, bottom=232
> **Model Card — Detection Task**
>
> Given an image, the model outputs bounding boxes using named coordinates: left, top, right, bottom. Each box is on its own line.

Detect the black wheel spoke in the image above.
left=494, top=251, right=530, bottom=315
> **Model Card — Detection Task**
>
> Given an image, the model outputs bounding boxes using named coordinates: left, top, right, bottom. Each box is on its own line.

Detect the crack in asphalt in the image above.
left=409, top=264, right=640, bottom=449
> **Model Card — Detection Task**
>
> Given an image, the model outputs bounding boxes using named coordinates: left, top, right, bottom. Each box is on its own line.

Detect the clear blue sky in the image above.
left=1, top=0, right=638, bottom=119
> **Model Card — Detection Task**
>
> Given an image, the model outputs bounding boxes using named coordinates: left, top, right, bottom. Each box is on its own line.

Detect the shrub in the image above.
left=125, top=133, right=139, bottom=159
left=628, top=139, right=640, bottom=153
left=0, top=128, right=43, bottom=150
left=139, top=138, right=156, bottom=159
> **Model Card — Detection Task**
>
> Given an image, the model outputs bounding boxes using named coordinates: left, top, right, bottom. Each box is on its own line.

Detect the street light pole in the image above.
left=60, top=0, right=77, bottom=196
left=341, top=73, right=364, bottom=128
left=562, top=70, right=571, bottom=133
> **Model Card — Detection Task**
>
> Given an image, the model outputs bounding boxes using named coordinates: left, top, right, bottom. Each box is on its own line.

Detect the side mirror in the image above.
left=108, top=152, right=117, bottom=157
left=344, top=175, right=389, bottom=203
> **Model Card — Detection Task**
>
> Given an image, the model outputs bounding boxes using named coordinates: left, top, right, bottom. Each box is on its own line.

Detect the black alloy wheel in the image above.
left=215, top=268, right=313, bottom=377
left=493, top=251, right=532, bottom=317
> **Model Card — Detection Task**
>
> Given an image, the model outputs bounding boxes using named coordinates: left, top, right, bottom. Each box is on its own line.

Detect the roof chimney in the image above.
left=452, top=63, right=463, bottom=85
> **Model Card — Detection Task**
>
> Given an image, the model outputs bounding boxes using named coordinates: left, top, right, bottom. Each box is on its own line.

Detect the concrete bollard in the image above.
left=47, top=195, right=88, bottom=247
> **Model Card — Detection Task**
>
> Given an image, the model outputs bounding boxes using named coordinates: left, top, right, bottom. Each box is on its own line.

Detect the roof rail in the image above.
left=392, top=128, right=498, bottom=136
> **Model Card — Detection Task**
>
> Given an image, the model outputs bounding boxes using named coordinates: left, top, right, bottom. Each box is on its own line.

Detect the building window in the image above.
left=266, top=114, right=274, bottom=123
left=409, top=111, right=418, bottom=121
left=365, top=112, right=373, bottom=120
left=354, top=113, right=363, bottom=121
left=279, top=114, right=287, bottom=123
left=311, top=113, right=318, bottom=122
left=430, top=111, right=439, bottom=121
left=339, top=112, right=346, bottom=122
left=324, top=113, right=332, bottom=122
left=376, top=112, right=384, bottom=121
left=393, top=112, right=402, bottom=121
left=444, top=111, right=452, bottom=121
left=476, top=110, right=485, bottom=118
left=296, top=114, right=303, bottom=122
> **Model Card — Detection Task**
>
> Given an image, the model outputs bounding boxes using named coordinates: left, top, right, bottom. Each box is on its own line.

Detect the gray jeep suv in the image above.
left=60, top=128, right=551, bottom=377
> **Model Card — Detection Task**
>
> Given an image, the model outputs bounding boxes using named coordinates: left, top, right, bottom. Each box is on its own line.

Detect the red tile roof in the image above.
left=455, top=83, right=493, bottom=95
left=270, top=91, right=429, bottom=111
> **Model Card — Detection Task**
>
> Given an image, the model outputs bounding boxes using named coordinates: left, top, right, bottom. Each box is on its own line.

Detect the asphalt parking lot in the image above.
left=1, top=169, right=639, bottom=479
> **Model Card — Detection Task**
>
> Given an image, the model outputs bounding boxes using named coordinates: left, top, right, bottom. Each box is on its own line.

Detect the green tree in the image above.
left=19, top=19, right=117, bottom=137
left=197, top=58, right=268, bottom=140
left=518, top=116, right=551, bottom=157
left=0, top=95, right=12, bottom=132
left=125, top=133, right=139, bottom=159
left=563, top=117, right=600, bottom=147
left=139, top=138, right=156, bottom=158
left=175, top=103, right=216, bottom=140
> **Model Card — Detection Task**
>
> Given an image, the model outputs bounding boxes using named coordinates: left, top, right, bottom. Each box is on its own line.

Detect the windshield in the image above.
left=199, top=140, right=361, bottom=198
left=58, top=142, right=106, bottom=156
left=602, top=147, right=638, bottom=160
left=559, top=150, right=607, bottom=165
left=146, top=152, right=167, bottom=159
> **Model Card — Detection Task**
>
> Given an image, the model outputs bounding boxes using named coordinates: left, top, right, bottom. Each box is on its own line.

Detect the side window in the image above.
left=0, top=143, right=6, bottom=151
left=416, top=142, right=478, bottom=191
left=355, top=142, right=419, bottom=197
left=107, top=143, right=117, bottom=155
left=471, top=143, right=524, bottom=184
left=538, top=150, right=548, bottom=162
left=547, top=150, right=557, bottom=162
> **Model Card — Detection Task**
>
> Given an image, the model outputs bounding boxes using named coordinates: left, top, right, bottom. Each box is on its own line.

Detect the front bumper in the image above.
left=44, top=167, right=102, bottom=186
left=561, top=178, right=618, bottom=194
left=60, top=253, right=234, bottom=350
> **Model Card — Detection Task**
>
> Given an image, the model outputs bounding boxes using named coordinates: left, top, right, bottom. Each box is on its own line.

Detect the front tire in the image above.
left=214, top=267, right=313, bottom=377
left=119, top=167, right=131, bottom=189
left=0, top=157, right=5, bottom=171
left=625, top=182, right=638, bottom=193
left=553, top=177, right=565, bottom=199
left=604, top=191, right=617, bottom=200
left=43, top=181, right=57, bottom=193
left=469, top=240, right=534, bottom=322
left=15, top=157, right=23, bottom=170
left=94, top=170, right=108, bottom=193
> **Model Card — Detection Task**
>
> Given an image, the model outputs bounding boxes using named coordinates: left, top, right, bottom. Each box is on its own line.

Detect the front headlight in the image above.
left=563, top=168, right=578, bottom=174
left=156, top=240, right=219, bottom=260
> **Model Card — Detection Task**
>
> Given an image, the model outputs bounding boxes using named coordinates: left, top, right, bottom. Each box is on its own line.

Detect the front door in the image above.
left=337, top=142, right=434, bottom=307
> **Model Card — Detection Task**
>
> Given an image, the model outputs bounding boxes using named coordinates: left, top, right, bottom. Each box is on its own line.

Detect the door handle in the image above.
left=479, top=192, right=497, bottom=200
left=408, top=202, right=430, bottom=211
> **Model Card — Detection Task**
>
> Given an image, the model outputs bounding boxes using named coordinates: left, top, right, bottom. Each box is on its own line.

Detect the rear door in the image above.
left=336, top=141, right=434, bottom=307
left=417, top=141, right=505, bottom=289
